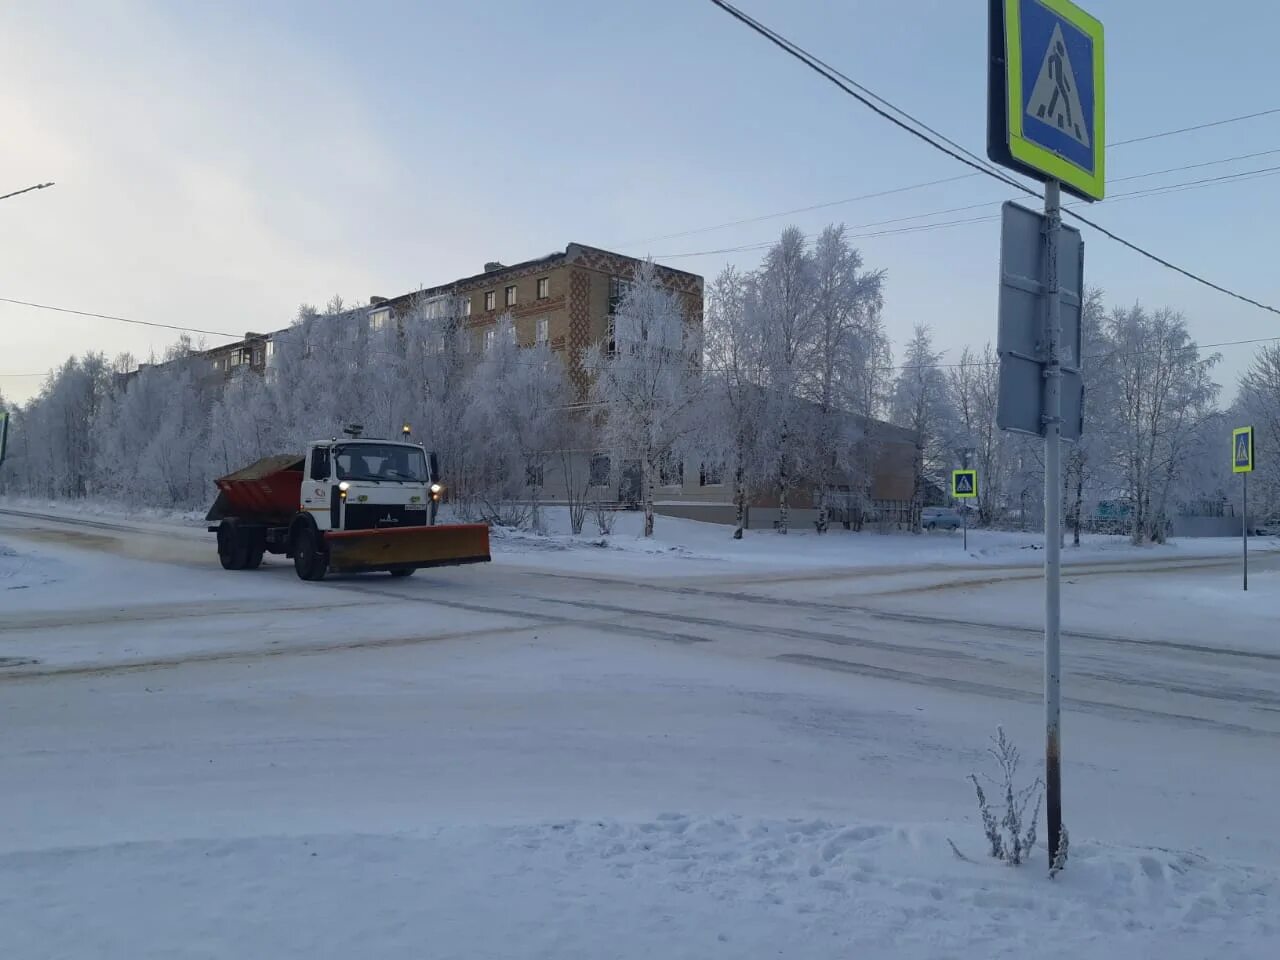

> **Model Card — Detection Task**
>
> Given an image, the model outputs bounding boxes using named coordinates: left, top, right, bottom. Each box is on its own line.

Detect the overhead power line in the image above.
left=0, top=182, right=55, bottom=202
left=0, top=297, right=244, bottom=340
left=654, top=162, right=1280, bottom=259
left=1109, top=108, right=1280, bottom=147
left=705, top=0, right=1280, bottom=319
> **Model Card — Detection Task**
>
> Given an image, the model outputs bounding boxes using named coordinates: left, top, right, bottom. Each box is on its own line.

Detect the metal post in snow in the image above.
left=1244, top=471, right=1249, bottom=592
left=1043, top=179, right=1064, bottom=866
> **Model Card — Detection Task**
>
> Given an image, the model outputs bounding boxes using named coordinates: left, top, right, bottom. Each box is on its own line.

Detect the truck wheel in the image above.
left=389, top=568, right=415, bottom=578
left=293, top=525, right=329, bottom=581
left=217, top=520, right=249, bottom=570
left=244, top=545, right=266, bottom=570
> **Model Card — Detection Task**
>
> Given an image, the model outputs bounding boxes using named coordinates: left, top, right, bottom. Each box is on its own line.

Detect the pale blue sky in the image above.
left=3, top=1, right=1278, bottom=404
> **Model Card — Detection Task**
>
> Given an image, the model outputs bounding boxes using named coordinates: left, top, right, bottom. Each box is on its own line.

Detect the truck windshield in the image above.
left=334, top=444, right=428, bottom=483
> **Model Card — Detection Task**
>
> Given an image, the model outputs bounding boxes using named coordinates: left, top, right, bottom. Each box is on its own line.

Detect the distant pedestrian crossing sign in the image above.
left=1233, top=427, right=1255, bottom=473
left=952, top=470, right=978, bottom=499
left=988, top=0, right=1105, bottom=201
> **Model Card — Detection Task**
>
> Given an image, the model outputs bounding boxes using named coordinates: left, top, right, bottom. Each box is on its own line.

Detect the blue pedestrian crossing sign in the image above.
left=1233, top=426, right=1255, bottom=474
left=952, top=470, right=978, bottom=499
left=987, top=0, right=1105, bottom=202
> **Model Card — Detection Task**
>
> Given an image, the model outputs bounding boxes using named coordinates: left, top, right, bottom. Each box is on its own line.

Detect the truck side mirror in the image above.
left=429, top=452, right=440, bottom=485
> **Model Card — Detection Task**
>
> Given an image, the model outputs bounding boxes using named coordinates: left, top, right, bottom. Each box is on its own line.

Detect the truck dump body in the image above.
left=207, top=454, right=305, bottom=524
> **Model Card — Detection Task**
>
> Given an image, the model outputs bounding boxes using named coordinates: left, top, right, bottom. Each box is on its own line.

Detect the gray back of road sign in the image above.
left=996, top=201, right=1085, bottom=441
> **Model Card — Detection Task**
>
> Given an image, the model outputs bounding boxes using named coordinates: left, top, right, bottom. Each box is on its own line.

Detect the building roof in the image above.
left=383, top=242, right=703, bottom=311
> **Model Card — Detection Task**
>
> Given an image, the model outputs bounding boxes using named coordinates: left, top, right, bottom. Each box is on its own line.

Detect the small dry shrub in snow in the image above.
left=967, top=726, right=1043, bottom=866
left=592, top=498, right=616, bottom=536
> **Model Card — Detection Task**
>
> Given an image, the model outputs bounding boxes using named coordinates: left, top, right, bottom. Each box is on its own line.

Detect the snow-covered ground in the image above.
left=2, top=505, right=1279, bottom=957
left=493, top=505, right=1280, bottom=575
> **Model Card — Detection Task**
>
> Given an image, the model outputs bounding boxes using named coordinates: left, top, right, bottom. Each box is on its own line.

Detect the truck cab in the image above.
left=300, top=439, right=442, bottom=532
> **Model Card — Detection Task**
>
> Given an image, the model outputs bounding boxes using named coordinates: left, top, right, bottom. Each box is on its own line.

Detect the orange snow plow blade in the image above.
left=324, top=523, right=490, bottom=574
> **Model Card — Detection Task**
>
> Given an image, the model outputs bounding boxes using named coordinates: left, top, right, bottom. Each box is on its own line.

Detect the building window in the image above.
left=536, top=277, right=549, bottom=300
left=483, top=328, right=496, bottom=352
left=253, top=349, right=264, bottom=367
left=700, top=461, right=725, bottom=486
left=589, top=454, right=611, bottom=487
left=659, top=455, right=683, bottom=487
left=464, top=298, right=473, bottom=316
left=370, top=308, right=391, bottom=331
left=505, top=285, right=517, bottom=307
left=484, top=291, right=496, bottom=311
left=536, top=317, right=549, bottom=344
left=525, top=462, right=544, bottom=488
left=608, top=276, right=633, bottom=316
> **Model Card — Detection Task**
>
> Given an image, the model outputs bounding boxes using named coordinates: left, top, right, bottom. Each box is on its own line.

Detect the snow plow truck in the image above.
left=206, top=434, right=490, bottom=581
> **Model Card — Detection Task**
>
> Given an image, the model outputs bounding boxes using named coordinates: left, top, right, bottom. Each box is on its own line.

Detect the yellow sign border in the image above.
left=952, top=469, right=979, bottom=499
left=1233, top=426, right=1255, bottom=474
left=1004, top=0, right=1105, bottom=200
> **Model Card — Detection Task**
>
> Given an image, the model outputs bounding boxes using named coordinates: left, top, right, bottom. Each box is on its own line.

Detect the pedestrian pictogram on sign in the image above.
left=1233, top=426, right=1255, bottom=473
left=1027, top=23, right=1089, bottom=147
left=952, top=470, right=978, bottom=499
left=987, top=0, right=1105, bottom=201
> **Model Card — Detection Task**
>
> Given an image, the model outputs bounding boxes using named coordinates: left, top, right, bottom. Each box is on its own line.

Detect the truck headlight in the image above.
left=430, top=483, right=443, bottom=495
left=338, top=481, right=350, bottom=492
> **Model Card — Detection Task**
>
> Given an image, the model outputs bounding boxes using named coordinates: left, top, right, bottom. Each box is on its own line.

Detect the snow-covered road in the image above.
left=2, top=507, right=1278, bottom=958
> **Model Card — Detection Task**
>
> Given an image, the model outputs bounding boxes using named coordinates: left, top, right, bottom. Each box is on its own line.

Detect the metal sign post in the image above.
left=990, top=0, right=1102, bottom=872
left=952, top=469, right=978, bottom=552
left=1233, top=426, right=1255, bottom=591
left=1043, top=180, right=1064, bottom=865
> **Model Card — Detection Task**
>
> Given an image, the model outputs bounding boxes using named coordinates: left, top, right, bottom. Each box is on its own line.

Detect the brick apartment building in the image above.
left=194, top=241, right=914, bottom=527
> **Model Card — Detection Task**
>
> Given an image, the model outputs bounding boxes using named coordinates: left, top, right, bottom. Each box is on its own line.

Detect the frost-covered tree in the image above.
left=802, top=225, right=885, bottom=532
left=752, top=228, right=820, bottom=534
left=1105, top=305, right=1220, bottom=543
left=892, top=325, right=949, bottom=528
left=1063, top=287, right=1117, bottom=544
left=462, top=315, right=574, bottom=529
left=704, top=265, right=765, bottom=538
left=586, top=259, right=704, bottom=537
left=945, top=344, right=1005, bottom=525
left=6, top=354, right=112, bottom=499
left=1237, top=343, right=1280, bottom=521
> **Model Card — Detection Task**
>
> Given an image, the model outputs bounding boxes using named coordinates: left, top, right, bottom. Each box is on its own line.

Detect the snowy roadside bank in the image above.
left=2, top=816, right=1273, bottom=960
left=6, top=495, right=1276, bottom=578
left=489, top=507, right=1280, bottom=574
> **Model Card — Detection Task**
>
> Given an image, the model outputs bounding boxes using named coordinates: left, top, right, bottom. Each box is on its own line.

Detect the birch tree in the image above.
left=802, top=225, right=885, bottom=532
left=753, top=227, right=818, bottom=533
left=1237, top=343, right=1280, bottom=521
left=1106, top=305, right=1220, bottom=543
left=892, top=325, right=949, bottom=529
left=945, top=344, right=1005, bottom=525
left=705, top=264, right=764, bottom=538
left=585, top=259, right=704, bottom=537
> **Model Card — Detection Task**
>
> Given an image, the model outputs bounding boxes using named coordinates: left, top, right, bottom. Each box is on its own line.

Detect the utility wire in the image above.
left=655, top=163, right=1280, bottom=258
left=622, top=138, right=1280, bottom=249
left=1109, top=108, right=1280, bottom=147
left=705, top=0, right=1280, bottom=318
left=0, top=297, right=245, bottom=340
left=0, top=182, right=55, bottom=202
